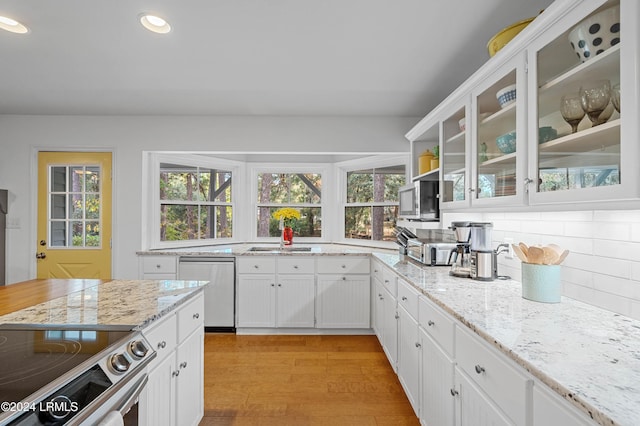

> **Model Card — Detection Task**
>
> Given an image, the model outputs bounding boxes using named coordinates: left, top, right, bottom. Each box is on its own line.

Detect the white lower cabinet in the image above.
left=420, top=327, right=455, bottom=426
left=454, top=367, right=513, bottom=426
left=397, top=303, right=421, bottom=416
left=139, top=293, right=204, bottom=426
left=139, top=255, right=177, bottom=279
left=381, top=284, right=398, bottom=372
left=236, top=256, right=315, bottom=328
left=373, top=279, right=384, bottom=340
left=532, top=383, right=595, bottom=426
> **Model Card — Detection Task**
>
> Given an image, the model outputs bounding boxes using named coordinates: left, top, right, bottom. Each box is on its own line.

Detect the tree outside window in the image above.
left=256, top=172, right=322, bottom=238
left=345, top=165, right=405, bottom=241
left=160, top=163, right=233, bottom=241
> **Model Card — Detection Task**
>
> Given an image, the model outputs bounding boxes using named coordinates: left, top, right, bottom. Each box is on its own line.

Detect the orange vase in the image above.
left=283, top=226, right=293, bottom=245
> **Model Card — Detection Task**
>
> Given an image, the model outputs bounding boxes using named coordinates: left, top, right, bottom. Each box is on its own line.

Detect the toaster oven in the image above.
left=407, top=239, right=457, bottom=266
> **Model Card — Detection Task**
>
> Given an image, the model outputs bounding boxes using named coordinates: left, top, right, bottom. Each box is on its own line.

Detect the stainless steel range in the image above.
left=0, top=325, right=156, bottom=425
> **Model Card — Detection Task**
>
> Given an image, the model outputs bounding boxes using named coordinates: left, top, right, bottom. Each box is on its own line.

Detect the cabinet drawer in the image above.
left=142, top=256, right=177, bottom=274
left=381, top=267, right=397, bottom=297
left=177, top=293, right=205, bottom=342
left=237, top=256, right=276, bottom=274
left=317, top=256, right=369, bottom=274
left=277, top=257, right=315, bottom=274
left=143, top=314, right=177, bottom=365
left=397, top=278, right=419, bottom=319
left=456, top=326, right=531, bottom=425
left=419, top=296, right=454, bottom=357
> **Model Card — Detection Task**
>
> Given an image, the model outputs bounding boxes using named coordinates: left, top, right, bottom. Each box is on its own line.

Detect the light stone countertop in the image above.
left=0, top=279, right=208, bottom=330
left=137, top=243, right=397, bottom=257
left=373, top=252, right=640, bottom=426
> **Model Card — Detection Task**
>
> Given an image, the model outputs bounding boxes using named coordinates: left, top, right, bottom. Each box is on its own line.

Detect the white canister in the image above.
left=521, top=263, right=561, bottom=303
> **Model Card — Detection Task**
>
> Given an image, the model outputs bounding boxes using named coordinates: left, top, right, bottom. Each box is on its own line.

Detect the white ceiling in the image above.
left=0, top=0, right=552, bottom=117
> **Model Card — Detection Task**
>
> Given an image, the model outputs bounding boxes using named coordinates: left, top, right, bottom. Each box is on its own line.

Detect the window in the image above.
left=255, top=171, right=322, bottom=238
left=159, top=162, right=233, bottom=242
left=342, top=158, right=407, bottom=242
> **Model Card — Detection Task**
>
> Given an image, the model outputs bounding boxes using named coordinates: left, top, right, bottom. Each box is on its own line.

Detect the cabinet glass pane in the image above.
left=442, top=108, right=466, bottom=202
left=476, top=71, right=517, bottom=199
left=536, top=1, right=620, bottom=193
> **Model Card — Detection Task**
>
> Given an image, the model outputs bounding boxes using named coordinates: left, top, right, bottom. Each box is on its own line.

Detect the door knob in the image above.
left=39, top=240, right=46, bottom=246
left=36, top=252, right=46, bottom=259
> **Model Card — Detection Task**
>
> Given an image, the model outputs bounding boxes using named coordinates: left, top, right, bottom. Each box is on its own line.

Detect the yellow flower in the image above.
left=273, top=208, right=301, bottom=225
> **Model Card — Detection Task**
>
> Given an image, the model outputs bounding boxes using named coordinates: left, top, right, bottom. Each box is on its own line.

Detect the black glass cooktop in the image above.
left=0, top=325, right=133, bottom=408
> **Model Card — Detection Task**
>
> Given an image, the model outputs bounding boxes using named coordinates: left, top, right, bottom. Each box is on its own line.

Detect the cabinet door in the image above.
left=237, top=274, right=275, bottom=327
left=276, top=275, right=315, bottom=327
left=373, top=280, right=385, bottom=340
left=381, top=285, right=398, bottom=372
left=420, top=327, right=455, bottom=426
left=471, top=54, right=526, bottom=207
left=140, top=350, right=176, bottom=426
left=441, top=102, right=470, bottom=208
left=316, top=274, right=370, bottom=328
left=175, top=328, right=204, bottom=426
left=455, top=367, right=512, bottom=426
left=528, top=0, right=638, bottom=204
left=397, top=305, right=420, bottom=416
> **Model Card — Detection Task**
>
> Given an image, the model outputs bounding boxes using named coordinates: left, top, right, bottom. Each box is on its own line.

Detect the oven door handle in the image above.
left=115, top=373, right=148, bottom=416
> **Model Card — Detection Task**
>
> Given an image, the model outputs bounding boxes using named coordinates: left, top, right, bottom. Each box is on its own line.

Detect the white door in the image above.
left=316, top=274, right=370, bottom=328
left=276, top=275, right=315, bottom=327
left=237, top=274, right=275, bottom=327
left=455, top=367, right=513, bottom=426
left=175, top=329, right=204, bottom=426
left=398, top=305, right=420, bottom=416
left=381, top=286, right=398, bottom=371
left=420, top=327, right=455, bottom=426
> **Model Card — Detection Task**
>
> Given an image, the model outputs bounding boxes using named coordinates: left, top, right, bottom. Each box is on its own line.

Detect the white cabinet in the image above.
left=140, top=255, right=177, bottom=279
left=420, top=327, right=455, bottom=426
left=397, top=297, right=421, bottom=416
left=455, top=326, right=532, bottom=426
left=139, top=293, right=204, bottom=426
left=380, top=269, right=398, bottom=372
left=419, top=296, right=456, bottom=426
left=236, top=256, right=315, bottom=328
left=454, top=367, right=513, bottom=426
left=316, top=257, right=370, bottom=328
left=407, top=0, right=640, bottom=209
left=371, top=260, right=385, bottom=338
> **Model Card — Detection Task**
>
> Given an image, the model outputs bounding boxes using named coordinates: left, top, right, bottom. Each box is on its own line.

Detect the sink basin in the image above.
left=248, top=246, right=312, bottom=252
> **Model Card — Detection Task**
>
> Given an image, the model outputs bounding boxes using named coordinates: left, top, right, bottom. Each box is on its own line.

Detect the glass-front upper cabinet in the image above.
left=441, top=103, right=468, bottom=206
left=528, top=0, right=639, bottom=204
left=471, top=55, right=527, bottom=207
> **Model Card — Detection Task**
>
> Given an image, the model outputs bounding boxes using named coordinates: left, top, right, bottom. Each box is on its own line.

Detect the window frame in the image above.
left=249, top=163, right=331, bottom=242
left=336, top=154, right=410, bottom=248
left=144, top=152, right=244, bottom=249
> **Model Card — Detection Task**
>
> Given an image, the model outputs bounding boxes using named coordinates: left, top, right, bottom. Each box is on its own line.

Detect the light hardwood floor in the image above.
left=200, top=334, right=420, bottom=426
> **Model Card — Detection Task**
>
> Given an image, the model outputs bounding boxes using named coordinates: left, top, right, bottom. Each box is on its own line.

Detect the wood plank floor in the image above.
left=200, top=334, right=420, bottom=426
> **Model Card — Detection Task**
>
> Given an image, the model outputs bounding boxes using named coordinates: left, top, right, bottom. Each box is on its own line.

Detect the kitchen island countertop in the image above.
left=374, top=253, right=639, bottom=426
left=0, top=279, right=208, bottom=329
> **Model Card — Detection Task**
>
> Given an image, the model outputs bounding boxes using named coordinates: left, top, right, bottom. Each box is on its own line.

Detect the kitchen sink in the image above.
left=248, top=246, right=312, bottom=252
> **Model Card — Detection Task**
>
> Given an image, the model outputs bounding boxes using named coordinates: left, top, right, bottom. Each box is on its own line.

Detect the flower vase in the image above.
left=283, top=226, right=293, bottom=245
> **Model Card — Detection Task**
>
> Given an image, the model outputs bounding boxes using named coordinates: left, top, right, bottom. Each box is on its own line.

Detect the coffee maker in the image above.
left=448, top=221, right=472, bottom=278
left=469, top=222, right=495, bottom=281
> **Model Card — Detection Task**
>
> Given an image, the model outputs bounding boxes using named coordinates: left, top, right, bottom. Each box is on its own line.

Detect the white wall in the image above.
left=0, top=114, right=418, bottom=283
left=443, top=211, right=640, bottom=320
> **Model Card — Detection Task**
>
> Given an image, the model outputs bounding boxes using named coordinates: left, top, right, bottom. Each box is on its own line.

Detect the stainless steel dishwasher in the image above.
left=178, top=257, right=235, bottom=332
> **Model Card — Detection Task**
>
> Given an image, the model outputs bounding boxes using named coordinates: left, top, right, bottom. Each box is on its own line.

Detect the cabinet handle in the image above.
left=180, top=361, right=188, bottom=369
left=341, top=264, right=346, bottom=268
left=468, top=188, right=476, bottom=193
left=172, top=370, right=180, bottom=377
left=475, top=365, right=485, bottom=374
left=395, top=314, right=399, bottom=319
left=271, top=283, right=275, bottom=287
left=254, top=265, right=259, bottom=269
left=342, top=277, right=346, bottom=281
left=193, top=313, right=200, bottom=319
left=427, top=320, right=435, bottom=326
left=401, top=296, right=407, bottom=301
left=156, top=264, right=161, bottom=269
left=524, top=177, right=534, bottom=193
left=450, top=388, right=459, bottom=397
left=384, top=279, right=389, bottom=283
left=278, top=283, right=282, bottom=287
left=415, top=342, right=421, bottom=348
left=293, top=265, right=299, bottom=269
left=157, top=341, right=167, bottom=349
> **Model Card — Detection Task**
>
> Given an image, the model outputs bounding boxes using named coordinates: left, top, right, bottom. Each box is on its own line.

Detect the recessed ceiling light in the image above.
left=139, top=14, right=171, bottom=34
left=0, top=16, right=29, bottom=34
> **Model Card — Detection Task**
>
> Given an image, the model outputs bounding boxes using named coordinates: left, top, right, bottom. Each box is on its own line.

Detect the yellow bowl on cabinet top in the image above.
left=487, top=17, right=535, bottom=57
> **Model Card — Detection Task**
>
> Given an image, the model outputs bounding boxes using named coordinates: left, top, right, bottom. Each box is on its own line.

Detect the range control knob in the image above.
left=110, top=353, right=131, bottom=373
left=128, top=340, right=149, bottom=360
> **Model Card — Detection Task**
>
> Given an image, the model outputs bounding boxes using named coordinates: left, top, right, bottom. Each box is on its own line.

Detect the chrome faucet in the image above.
left=279, top=218, right=285, bottom=249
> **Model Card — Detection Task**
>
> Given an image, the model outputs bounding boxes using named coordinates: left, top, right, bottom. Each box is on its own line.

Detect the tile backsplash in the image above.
left=442, top=210, right=640, bottom=320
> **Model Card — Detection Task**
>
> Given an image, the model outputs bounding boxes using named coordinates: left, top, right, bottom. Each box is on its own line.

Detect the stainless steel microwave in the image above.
left=398, top=180, right=440, bottom=221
